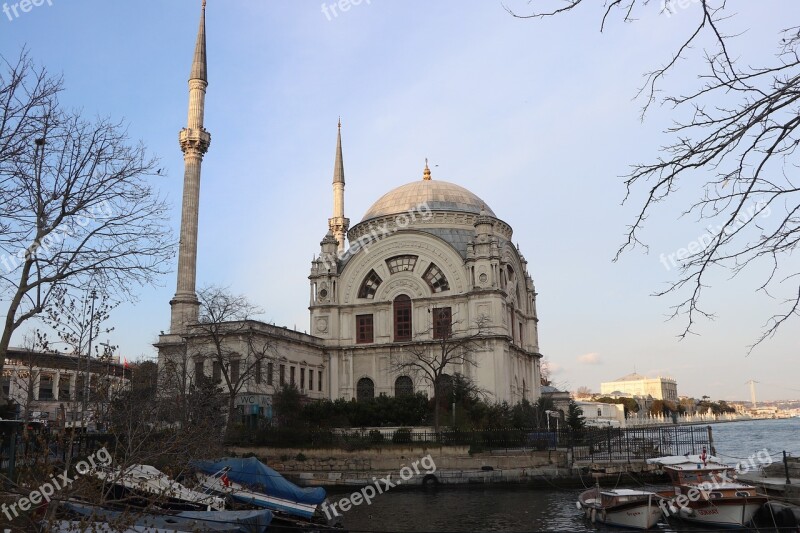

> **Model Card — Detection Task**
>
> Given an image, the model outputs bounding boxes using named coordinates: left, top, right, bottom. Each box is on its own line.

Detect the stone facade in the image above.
left=156, top=6, right=543, bottom=412
left=1, top=348, right=128, bottom=427
left=600, top=373, right=678, bottom=401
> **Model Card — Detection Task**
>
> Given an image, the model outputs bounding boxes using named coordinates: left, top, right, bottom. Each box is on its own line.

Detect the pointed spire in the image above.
left=190, top=0, right=208, bottom=82
left=423, top=158, right=432, bottom=181
left=333, top=118, right=344, bottom=184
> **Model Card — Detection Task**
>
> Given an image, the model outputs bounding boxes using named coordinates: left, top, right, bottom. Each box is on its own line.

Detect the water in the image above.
left=337, top=419, right=800, bottom=532
left=709, top=418, right=800, bottom=461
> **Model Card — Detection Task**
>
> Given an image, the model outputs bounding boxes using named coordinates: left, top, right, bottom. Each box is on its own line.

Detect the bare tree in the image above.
left=508, top=2, right=800, bottom=349
left=191, top=285, right=277, bottom=435
left=0, top=51, right=173, bottom=380
left=390, top=311, right=490, bottom=432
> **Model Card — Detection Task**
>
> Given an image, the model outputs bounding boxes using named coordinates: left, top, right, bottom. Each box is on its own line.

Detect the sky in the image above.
left=1, top=0, right=798, bottom=402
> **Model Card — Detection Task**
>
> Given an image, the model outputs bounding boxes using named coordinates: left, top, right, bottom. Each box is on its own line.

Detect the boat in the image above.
left=58, top=501, right=273, bottom=533
left=192, top=457, right=327, bottom=520
left=577, top=487, right=663, bottom=529
left=94, top=464, right=226, bottom=512
left=648, top=452, right=769, bottom=528
left=49, top=521, right=193, bottom=533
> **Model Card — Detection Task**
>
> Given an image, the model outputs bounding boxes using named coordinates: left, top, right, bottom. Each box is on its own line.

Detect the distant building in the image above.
left=0, top=347, right=128, bottom=429
left=540, top=385, right=571, bottom=413
left=576, top=401, right=626, bottom=427
left=601, top=372, right=678, bottom=401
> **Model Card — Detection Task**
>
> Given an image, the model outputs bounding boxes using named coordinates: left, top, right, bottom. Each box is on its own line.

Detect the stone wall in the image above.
left=226, top=445, right=570, bottom=487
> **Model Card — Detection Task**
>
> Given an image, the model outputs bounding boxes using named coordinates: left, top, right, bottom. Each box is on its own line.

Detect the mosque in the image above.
left=156, top=2, right=544, bottom=418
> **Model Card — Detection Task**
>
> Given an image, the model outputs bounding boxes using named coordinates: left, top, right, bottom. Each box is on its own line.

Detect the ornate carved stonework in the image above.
left=348, top=212, right=514, bottom=242
left=179, top=127, right=211, bottom=155
left=315, top=316, right=329, bottom=334
left=342, top=234, right=466, bottom=303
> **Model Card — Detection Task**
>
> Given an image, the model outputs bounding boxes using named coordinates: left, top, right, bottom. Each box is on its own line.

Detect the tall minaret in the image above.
left=170, top=0, right=211, bottom=333
left=328, top=119, right=349, bottom=254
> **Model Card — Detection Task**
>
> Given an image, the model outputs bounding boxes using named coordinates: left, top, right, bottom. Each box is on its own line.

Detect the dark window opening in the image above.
left=357, top=377, right=375, bottom=401
left=386, top=255, right=418, bottom=274
left=423, top=263, right=450, bottom=293
left=394, top=294, right=412, bottom=341
left=356, top=314, right=374, bottom=344
left=395, top=376, right=414, bottom=397
left=433, top=307, right=452, bottom=339
left=357, top=270, right=383, bottom=299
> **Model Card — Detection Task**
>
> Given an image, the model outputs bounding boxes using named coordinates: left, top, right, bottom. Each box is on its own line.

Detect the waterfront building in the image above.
left=0, top=347, right=128, bottom=428
left=156, top=2, right=544, bottom=419
left=600, top=372, right=678, bottom=401
left=575, top=400, right=626, bottom=427
left=540, top=385, right=571, bottom=413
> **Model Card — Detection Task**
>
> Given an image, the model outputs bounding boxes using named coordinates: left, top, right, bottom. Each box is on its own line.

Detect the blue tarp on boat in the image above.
left=193, top=457, right=327, bottom=506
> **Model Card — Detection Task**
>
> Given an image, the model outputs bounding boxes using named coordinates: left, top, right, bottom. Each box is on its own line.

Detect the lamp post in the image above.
left=82, top=289, right=97, bottom=417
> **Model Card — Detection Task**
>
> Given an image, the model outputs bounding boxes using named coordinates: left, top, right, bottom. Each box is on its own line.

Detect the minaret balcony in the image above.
left=179, top=128, right=211, bottom=154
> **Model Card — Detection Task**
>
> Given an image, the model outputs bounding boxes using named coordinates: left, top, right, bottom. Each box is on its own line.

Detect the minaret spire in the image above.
left=170, top=0, right=212, bottom=333
left=328, top=119, right=349, bottom=254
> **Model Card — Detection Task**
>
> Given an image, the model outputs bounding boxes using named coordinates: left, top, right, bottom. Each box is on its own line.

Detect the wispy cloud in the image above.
left=577, top=352, right=602, bottom=365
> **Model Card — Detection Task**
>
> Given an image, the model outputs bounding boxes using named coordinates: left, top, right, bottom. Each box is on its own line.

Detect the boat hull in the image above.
left=676, top=499, right=766, bottom=528
left=578, top=488, right=662, bottom=529
left=198, top=473, right=319, bottom=519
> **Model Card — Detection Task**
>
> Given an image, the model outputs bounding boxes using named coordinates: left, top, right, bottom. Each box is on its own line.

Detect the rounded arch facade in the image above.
left=341, top=231, right=467, bottom=304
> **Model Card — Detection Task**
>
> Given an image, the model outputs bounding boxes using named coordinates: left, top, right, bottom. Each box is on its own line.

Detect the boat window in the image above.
left=735, top=491, right=750, bottom=497
left=709, top=492, right=723, bottom=499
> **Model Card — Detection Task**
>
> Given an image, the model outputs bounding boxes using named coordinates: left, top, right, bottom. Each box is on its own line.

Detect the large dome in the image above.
left=361, top=179, right=496, bottom=222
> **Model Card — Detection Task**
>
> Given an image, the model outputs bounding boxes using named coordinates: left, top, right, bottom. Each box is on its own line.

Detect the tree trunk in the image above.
left=433, top=390, right=440, bottom=434
left=226, top=394, right=237, bottom=437
left=0, top=258, right=35, bottom=384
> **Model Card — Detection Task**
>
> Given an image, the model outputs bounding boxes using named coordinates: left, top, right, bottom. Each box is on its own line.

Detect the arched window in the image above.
left=386, top=255, right=418, bottom=274
left=356, top=377, right=374, bottom=401
left=357, top=270, right=382, bottom=299
left=436, top=373, right=453, bottom=398
left=423, top=263, right=449, bottom=293
left=395, top=376, right=414, bottom=397
left=393, top=294, right=412, bottom=341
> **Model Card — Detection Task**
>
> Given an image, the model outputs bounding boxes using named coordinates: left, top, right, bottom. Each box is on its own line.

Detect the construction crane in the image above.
left=745, top=380, right=759, bottom=408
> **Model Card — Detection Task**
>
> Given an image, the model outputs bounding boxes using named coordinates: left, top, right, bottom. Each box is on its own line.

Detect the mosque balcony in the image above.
left=179, top=128, right=211, bottom=153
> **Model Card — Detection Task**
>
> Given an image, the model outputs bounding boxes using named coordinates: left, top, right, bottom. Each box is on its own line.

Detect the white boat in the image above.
left=648, top=453, right=768, bottom=528
left=192, top=457, right=328, bottom=521
left=577, top=487, right=663, bottom=529
left=94, top=464, right=226, bottom=512
left=197, top=470, right=319, bottom=519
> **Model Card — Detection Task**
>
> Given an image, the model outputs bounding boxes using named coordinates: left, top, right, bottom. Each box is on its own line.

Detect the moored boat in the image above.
left=577, top=487, right=663, bottom=529
left=192, top=457, right=327, bottom=520
left=648, top=452, right=769, bottom=528
left=59, top=501, right=272, bottom=533
left=94, top=464, right=226, bottom=512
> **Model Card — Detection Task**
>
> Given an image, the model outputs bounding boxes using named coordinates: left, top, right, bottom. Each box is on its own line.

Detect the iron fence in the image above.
left=229, top=424, right=713, bottom=458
